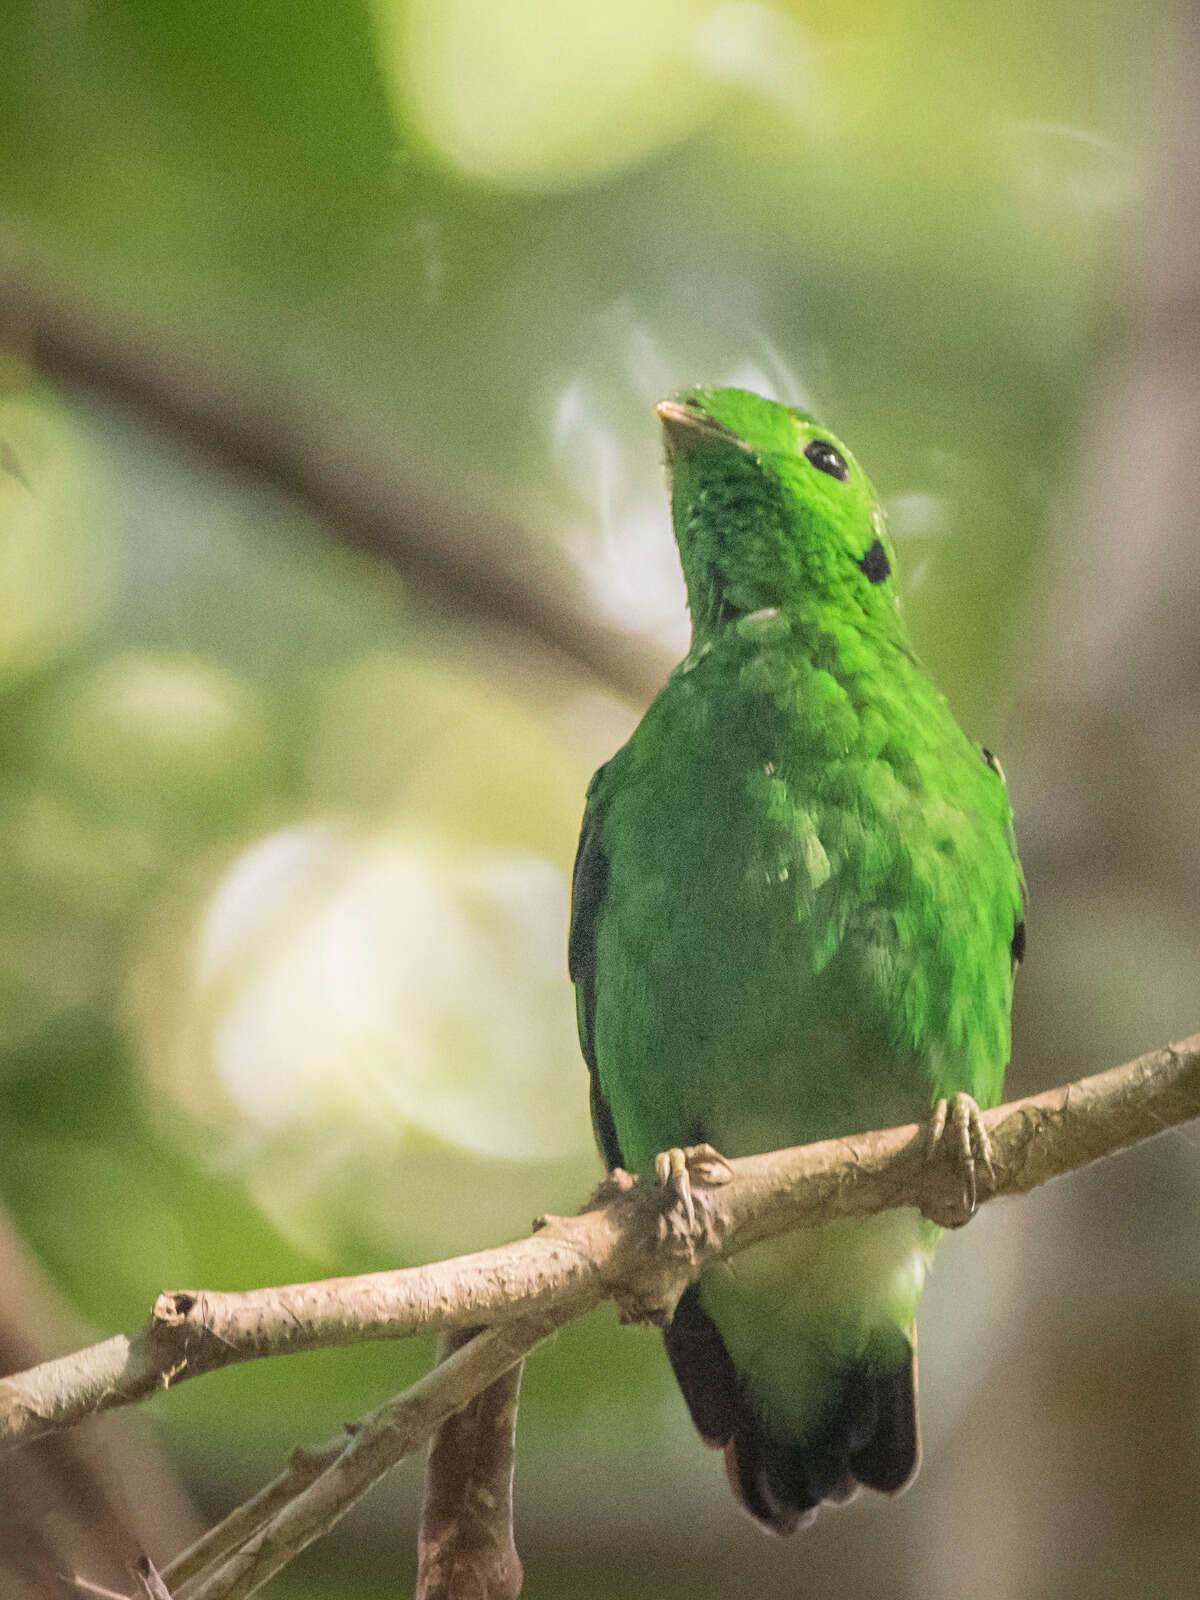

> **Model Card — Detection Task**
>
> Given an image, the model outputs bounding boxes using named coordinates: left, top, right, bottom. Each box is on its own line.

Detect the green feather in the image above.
left=570, top=388, right=1023, bottom=1532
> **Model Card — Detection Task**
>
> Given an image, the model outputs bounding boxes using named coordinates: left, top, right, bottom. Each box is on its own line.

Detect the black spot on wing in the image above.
left=569, top=767, right=624, bottom=1170
left=979, top=745, right=1027, bottom=964
left=856, top=539, right=891, bottom=584
left=588, top=1073, right=622, bottom=1173
left=567, top=789, right=607, bottom=1071
left=980, top=745, right=1009, bottom=783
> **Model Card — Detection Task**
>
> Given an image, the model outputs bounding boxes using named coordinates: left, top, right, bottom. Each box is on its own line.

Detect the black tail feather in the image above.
left=728, top=1401, right=813, bottom=1535
left=663, top=1292, right=920, bottom=1536
left=850, top=1338, right=920, bottom=1493
left=662, top=1284, right=739, bottom=1446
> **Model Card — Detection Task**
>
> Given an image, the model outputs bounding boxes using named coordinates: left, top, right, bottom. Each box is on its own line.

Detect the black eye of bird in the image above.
left=804, top=439, right=849, bottom=482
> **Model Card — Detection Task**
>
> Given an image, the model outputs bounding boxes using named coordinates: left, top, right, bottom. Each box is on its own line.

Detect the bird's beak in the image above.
left=656, top=399, right=742, bottom=459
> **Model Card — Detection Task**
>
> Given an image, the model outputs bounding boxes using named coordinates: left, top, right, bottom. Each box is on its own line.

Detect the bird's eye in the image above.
left=804, top=439, right=849, bottom=482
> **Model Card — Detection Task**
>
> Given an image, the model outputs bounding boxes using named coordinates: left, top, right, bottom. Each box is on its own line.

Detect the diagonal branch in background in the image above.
left=0, top=1203, right=202, bottom=1595
left=0, top=248, right=670, bottom=707
left=162, top=1440, right=342, bottom=1594
left=68, top=1326, right=553, bottom=1600
left=179, top=1317, right=560, bottom=1600
left=3, top=1031, right=1198, bottom=1459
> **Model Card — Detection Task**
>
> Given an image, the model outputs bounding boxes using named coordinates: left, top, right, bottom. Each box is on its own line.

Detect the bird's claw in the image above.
left=924, top=1093, right=994, bottom=1227
left=654, top=1143, right=734, bottom=1241
left=656, top=1146, right=696, bottom=1231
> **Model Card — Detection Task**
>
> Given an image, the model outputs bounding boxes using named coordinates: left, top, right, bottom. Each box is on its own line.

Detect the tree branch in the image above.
left=178, top=1315, right=563, bottom=1600
left=62, top=1328, right=544, bottom=1600
left=160, top=1440, right=342, bottom=1593
left=133, top=1557, right=173, bottom=1600
left=416, top=1334, right=524, bottom=1600
left=0, top=246, right=669, bottom=706
left=3, top=1031, right=1197, bottom=1461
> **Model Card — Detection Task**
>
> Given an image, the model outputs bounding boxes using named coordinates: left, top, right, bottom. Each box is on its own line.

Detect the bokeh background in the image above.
left=2, top=1, right=1199, bottom=1596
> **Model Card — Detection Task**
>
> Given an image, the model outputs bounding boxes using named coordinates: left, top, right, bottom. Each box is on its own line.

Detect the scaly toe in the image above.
left=951, top=1094, right=978, bottom=1214
left=652, top=1142, right=736, bottom=1244
left=925, top=1093, right=994, bottom=1227
left=681, top=1143, right=735, bottom=1186
left=655, top=1147, right=696, bottom=1232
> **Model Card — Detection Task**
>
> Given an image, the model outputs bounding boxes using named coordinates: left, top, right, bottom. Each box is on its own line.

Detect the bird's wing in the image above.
left=980, top=743, right=1027, bottom=970
left=568, top=760, right=625, bottom=1170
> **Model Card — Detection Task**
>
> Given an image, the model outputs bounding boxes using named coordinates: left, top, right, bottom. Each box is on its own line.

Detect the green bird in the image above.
left=569, top=387, right=1024, bottom=1533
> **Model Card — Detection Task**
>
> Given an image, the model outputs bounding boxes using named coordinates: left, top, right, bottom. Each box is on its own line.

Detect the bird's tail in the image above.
left=663, top=1284, right=919, bottom=1536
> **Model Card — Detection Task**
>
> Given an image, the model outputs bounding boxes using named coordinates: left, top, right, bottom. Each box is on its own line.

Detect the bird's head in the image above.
left=657, top=387, right=901, bottom=643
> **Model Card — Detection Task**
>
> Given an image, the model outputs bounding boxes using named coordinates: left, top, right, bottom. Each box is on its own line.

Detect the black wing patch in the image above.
left=980, top=744, right=1028, bottom=971
left=569, top=766, right=624, bottom=1171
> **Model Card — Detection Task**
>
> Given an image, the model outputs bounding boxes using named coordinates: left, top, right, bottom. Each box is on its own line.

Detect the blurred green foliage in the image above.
left=2, top=1, right=1199, bottom=1596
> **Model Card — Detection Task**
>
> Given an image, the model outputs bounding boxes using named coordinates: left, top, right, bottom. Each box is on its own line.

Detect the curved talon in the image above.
left=656, top=1146, right=696, bottom=1231
left=926, top=1093, right=995, bottom=1226
left=653, top=1143, right=734, bottom=1240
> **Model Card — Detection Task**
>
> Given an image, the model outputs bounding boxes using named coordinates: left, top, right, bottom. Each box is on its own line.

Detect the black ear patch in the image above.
left=857, top=539, right=891, bottom=584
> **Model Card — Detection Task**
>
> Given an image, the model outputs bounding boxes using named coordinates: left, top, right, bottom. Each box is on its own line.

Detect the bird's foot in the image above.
left=606, top=1147, right=734, bottom=1328
left=653, top=1143, right=734, bottom=1243
left=923, top=1093, right=995, bottom=1228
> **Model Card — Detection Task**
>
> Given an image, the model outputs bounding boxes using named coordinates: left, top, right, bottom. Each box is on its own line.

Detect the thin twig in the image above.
left=133, top=1557, right=173, bottom=1600
left=3, top=1031, right=1198, bottom=1460
left=64, top=1556, right=175, bottom=1600
left=168, top=1346, right=526, bottom=1600
left=164, top=1441, right=341, bottom=1595
left=63, top=1579, right=132, bottom=1600
left=181, top=1315, right=565, bottom=1600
